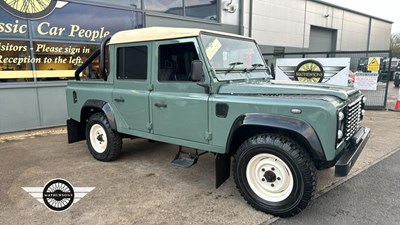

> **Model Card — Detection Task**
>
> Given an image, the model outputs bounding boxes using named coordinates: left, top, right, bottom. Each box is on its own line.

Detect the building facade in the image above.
left=246, top=0, right=392, bottom=53
left=0, top=0, right=392, bottom=133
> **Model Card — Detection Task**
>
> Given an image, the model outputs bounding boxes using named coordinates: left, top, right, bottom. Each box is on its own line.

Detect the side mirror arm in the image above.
left=197, top=82, right=210, bottom=93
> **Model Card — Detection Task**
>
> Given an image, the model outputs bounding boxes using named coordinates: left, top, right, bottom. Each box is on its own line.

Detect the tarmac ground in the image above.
left=271, top=148, right=400, bottom=225
left=0, top=82, right=399, bottom=225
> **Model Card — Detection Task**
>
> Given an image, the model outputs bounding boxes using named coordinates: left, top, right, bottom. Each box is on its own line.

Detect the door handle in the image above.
left=154, top=103, right=167, bottom=108
left=114, top=97, right=125, bottom=103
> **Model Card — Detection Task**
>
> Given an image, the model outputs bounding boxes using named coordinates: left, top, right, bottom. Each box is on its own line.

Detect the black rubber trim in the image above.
left=82, top=100, right=117, bottom=130
left=227, top=113, right=326, bottom=161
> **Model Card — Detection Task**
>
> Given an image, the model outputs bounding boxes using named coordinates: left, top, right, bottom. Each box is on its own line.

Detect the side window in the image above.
left=158, top=42, right=199, bottom=82
left=117, top=46, right=147, bottom=80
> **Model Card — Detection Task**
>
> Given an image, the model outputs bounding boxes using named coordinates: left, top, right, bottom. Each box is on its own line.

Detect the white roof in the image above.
left=109, top=27, right=251, bottom=44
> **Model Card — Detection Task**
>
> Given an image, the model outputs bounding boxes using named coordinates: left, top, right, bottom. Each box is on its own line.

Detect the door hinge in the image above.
left=204, top=132, right=212, bottom=141
left=147, top=84, right=154, bottom=91
left=146, top=122, right=153, bottom=131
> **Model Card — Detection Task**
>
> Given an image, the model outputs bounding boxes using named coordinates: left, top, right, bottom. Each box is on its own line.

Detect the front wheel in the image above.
left=233, top=134, right=316, bottom=217
left=86, top=113, right=122, bottom=161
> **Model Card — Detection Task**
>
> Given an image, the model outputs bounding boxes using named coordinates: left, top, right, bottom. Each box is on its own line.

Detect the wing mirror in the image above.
left=190, top=60, right=209, bottom=93
left=190, top=60, right=204, bottom=82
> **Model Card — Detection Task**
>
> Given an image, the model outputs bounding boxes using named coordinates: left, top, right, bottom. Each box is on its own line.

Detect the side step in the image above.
left=171, top=146, right=207, bottom=168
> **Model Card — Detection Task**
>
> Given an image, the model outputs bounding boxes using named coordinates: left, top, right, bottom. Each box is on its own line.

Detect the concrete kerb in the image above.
left=0, top=126, right=66, bottom=143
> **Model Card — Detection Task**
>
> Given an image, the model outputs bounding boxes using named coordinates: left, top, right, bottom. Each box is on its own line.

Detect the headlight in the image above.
left=336, top=109, right=346, bottom=148
left=338, top=111, right=344, bottom=121
left=337, top=130, right=343, bottom=139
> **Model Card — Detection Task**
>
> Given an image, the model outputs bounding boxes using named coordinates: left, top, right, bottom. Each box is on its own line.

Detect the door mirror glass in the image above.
left=190, top=60, right=204, bottom=82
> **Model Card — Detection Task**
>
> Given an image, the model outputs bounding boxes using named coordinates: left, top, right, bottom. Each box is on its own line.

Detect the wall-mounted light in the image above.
left=324, top=13, right=330, bottom=17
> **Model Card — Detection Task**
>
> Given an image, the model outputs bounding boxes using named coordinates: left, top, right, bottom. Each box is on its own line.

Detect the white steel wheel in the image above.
left=246, top=153, right=294, bottom=202
left=233, top=134, right=317, bottom=217
left=89, top=124, right=108, bottom=153
left=85, top=113, right=122, bottom=162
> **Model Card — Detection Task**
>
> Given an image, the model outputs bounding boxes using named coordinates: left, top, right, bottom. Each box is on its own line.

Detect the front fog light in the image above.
left=337, top=130, right=343, bottom=139
left=361, top=109, right=365, bottom=116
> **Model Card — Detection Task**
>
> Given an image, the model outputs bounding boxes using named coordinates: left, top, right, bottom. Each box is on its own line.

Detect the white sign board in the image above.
left=354, top=72, right=378, bottom=90
left=275, top=58, right=350, bottom=86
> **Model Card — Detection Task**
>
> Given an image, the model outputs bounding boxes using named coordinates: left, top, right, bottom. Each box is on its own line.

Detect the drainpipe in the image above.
left=239, top=0, right=244, bottom=35
left=367, top=17, right=372, bottom=51
left=249, top=0, right=253, bottom=37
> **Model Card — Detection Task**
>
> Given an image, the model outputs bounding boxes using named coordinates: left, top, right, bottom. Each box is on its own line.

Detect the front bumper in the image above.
left=335, top=127, right=371, bottom=176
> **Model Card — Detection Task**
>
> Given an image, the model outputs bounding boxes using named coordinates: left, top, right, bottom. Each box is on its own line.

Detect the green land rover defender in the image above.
left=66, top=27, right=370, bottom=217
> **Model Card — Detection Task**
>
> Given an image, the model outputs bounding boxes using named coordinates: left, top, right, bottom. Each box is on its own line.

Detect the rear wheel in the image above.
left=233, top=134, right=316, bottom=217
left=86, top=113, right=122, bottom=161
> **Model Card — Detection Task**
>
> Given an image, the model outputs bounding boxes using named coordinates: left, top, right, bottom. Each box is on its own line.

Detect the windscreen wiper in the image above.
left=225, top=62, right=244, bottom=75
left=245, top=63, right=265, bottom=72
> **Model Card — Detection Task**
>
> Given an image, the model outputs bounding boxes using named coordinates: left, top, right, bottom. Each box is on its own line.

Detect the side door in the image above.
left=150, top=38, right=209, bottom=143
left=112, top=43, right=151, bottom=133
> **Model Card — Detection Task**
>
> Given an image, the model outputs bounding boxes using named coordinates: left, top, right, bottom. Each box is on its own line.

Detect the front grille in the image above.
left=345, top=98, right=362, bottom=140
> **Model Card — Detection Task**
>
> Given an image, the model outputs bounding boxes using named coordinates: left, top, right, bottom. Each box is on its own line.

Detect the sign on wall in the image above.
left=0, top=1, right=139, bottom=42
left=275, top=58, right=350, bottom=86
left=367, top=57, right=380, bottom=71
left=0, top=1, right=141, bottom=81
left=354, top=72, right=378, bottom=90
left=0, top=0, right=57, bottom=20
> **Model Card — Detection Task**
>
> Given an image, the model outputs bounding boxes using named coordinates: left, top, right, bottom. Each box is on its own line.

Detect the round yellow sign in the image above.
left=0, top=0, right=57, bottom=19
left=294, top=60, right=324, bottom=83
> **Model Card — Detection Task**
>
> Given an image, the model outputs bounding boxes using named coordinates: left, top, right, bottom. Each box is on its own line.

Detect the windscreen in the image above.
left=200, top=34, right=271, bottom=81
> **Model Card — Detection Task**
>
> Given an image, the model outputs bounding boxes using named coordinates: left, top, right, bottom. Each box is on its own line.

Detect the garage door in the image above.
left=309, top=26, right=337, bottom=52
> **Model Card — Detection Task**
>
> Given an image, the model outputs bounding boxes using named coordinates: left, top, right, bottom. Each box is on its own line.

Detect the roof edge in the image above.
left=109, top=27, right=252, bottom=45
left=309, top=0, right=393, bottom=24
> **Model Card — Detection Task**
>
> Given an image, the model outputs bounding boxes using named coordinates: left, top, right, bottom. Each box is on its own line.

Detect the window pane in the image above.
left=33, top=41, right=98, bottom=81
left=158, top=42, right=199, bottom=82
left=186, top=0, right=218, bottom=21
left=0, top=40, right=33, bottom=82
left=145, top=0, right=183, bottom=16
left=117, top=46, right=148, bottom=80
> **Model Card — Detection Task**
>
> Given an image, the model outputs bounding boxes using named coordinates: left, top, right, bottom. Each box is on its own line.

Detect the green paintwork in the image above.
left=66, top=32, right=365, bottom=162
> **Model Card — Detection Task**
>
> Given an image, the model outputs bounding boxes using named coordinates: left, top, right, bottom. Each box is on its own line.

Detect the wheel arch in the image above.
left=80, top=100, right=117, bottom=130
left=67, top=99, right=117, bottom=144
left=226, top=113, right=326, bottom=162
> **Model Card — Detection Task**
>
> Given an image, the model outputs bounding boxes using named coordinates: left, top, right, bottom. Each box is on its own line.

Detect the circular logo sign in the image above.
left=0, top=0, right=57, bottom=20
left=294, top=60, right=324, bottom=83
left=42, top=178, right=75, bottom=212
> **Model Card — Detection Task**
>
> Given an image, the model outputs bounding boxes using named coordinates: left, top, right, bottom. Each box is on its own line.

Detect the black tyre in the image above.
left=233, top=134, right=316, bottom=217
left=85, top=113, right=122, bottom=161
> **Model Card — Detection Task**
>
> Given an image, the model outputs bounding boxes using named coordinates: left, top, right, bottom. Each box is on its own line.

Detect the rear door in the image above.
left=112, top=43, right=151, bottom=132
